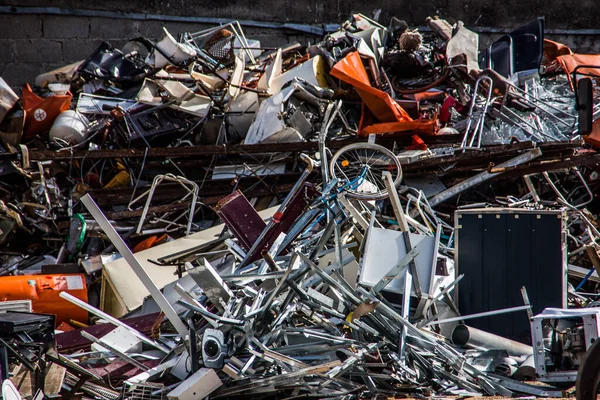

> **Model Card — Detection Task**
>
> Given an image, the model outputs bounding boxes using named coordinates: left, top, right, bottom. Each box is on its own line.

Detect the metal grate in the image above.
left=64, top=372, right=121, bottom=400
left=121, top=382, right=166, bottom=400
left=206, top=34, right=235, bottom=66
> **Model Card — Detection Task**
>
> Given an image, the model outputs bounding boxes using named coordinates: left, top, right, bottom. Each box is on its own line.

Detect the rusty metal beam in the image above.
left=85, top=173, right=310, bottom=206
left=405, top=141, right=580, bottom=172
left=503, top=151, right=600, bottom=177
left=24, top=136, right=467, bottom=162
left=28, top=141, right=354, bottom=161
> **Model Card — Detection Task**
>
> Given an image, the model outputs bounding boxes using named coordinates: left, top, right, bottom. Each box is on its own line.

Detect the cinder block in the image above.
left=90, top=17, right=139, bottom=39
left=286, top=0, right=322, bottom=23
left=132, top=20, right=164, bottom=39
left=0, top=62, right=42, bottom=88
left=161, top=22, right=208, bottom=36
left=0, top=40, right=15, bottom=63
left=14, top=39, right=63, bottom=63
left=43, top=16, right=90, bottom=39
left=62, top=39, right=104, bottom=63
left=243, top=0, right=286, bottom=21
left=0, top=15, right=42, bottom=39
left=250, top=33, right=289, bottom=48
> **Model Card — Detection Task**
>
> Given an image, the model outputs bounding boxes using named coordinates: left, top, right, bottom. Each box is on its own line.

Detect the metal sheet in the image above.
left=360, top=227, right=436, bottom=297
left=404, top=174, right=447, bottom=198
left=455, top=208, right=567, bottom=342
left=103, top=206, right=279, bottom=315
left=187, top=260, right=234, bottom=311
left=215, top=190, right=266, bottom=252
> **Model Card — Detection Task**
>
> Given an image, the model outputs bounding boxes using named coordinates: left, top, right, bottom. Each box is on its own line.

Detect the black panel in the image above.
left=479, top=17, right=544, bottom=78
left=457, top=210, right=564, bottom=343
left=578, top=78, right=594, bottom=135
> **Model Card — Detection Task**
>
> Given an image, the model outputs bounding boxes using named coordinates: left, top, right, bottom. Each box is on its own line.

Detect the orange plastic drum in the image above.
left=0, top=274, right=88, bottom=325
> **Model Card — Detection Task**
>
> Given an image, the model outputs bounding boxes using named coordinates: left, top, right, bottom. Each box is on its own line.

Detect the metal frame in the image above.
left=182, top=21, right=257, bottom=65
left=130, top=173, right=199, bottom=236
left=531, top=308, right=600, bottom=384
left=460, top=76, right=495, bottom=149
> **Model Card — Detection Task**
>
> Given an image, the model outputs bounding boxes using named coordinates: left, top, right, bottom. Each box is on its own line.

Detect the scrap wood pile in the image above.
left=2, top=12, right=600, bottom=400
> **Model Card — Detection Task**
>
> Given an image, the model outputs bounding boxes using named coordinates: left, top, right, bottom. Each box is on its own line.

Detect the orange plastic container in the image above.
left=0, top=274, right=88, bottom=325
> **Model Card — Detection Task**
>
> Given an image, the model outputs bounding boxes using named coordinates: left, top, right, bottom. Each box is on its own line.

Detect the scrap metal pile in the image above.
left=3, top=12, right=600, bottom=400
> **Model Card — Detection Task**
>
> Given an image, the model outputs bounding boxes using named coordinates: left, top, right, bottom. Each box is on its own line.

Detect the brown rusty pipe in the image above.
left=488, top=162, right=520, bottom=174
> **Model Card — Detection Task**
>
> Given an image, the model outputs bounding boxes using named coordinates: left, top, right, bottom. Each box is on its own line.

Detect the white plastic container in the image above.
left=47, top=83, right=70, bottom=95
left=49, top=110, right=89, bottom=144
left=147, top=28, right=197, bottom=69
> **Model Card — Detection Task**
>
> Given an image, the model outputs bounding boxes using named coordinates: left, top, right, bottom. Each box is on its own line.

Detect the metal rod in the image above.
left=59, top=292, right=169, bottom=353
left=80, top=194, right=189, bottom=338
left=370, top=245, right=420, bottom=295
left=520, top=286, right=534, bottom=320
left=399, top=268, right=412, bottom=363
left=319, top=102, right=336, bottom=185
left=337, top=194, right=369, bottom=230
left=383, top=171, right=408, bottom=231
left=176, top=299, right=244, bottom=326
left=135, top=174, right=199, bottom=236
left=80, top=331, right=150, bottom=371
left=425, top=305, right=532, bottom=326
left=461, top=76, right=494, bottom=149
left=523, top=174, right=540, bottom=202
left=172, top=284, right=219, bottom=328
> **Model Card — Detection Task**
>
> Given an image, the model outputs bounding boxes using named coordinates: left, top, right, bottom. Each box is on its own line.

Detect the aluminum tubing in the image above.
left=451, top=324, right=533, bottom=357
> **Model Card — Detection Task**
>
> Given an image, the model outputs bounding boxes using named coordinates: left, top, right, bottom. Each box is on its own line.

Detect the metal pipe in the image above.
left=428, top=148, right=542, bottom=208
left=513, top=354, right=536, bottom=381
left=451, top=324, right=533, bottom=357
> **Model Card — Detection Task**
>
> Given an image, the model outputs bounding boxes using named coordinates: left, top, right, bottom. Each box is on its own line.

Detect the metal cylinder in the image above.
left=513, top=354, right=536, bottom=381
left=451, top=324, right=533, bottom=357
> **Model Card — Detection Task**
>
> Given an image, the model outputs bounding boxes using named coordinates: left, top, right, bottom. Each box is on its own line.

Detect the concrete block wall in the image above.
left=0, top=14, right=302, bottom=88
left=1, top=0, right=600, bottom=88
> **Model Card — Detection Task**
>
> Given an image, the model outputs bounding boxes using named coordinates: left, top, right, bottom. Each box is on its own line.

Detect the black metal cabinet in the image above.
left=455, top=208, right=567, bottom=343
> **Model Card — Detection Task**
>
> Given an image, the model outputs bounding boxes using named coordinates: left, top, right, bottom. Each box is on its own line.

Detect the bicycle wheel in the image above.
left=329, top=142, right=402, bottom=200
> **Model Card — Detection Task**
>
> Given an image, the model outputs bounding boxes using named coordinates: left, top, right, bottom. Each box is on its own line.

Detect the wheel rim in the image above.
left=330, top=144, right=402, bottom=199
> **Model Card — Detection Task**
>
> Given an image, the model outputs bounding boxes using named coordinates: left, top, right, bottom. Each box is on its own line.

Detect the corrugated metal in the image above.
left=455, top=208, right=567, bottom=343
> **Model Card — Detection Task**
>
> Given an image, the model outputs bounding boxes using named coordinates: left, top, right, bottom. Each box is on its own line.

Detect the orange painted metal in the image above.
left=331, top=51, right=412, bottom=123
left=0, top=274, right=88, bottom=325
left=543, top=39, right=572, bottom=62
left=330, top=51, right=437, bottom=136
left=133, top=234, right=167, bottom=253
left=556, top=53, right=600, bottom=89
left=584, top=119, right=600, bottom=149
